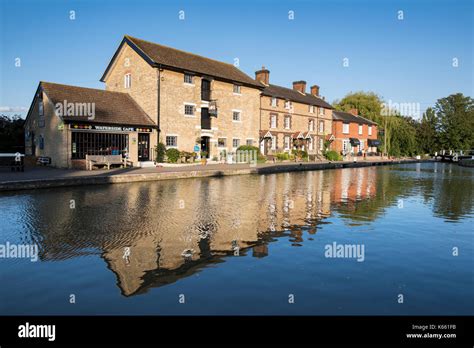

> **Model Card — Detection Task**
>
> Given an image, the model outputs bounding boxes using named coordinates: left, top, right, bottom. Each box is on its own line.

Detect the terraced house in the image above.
left=102, top=35, right=263, bottom=161
left=255, top=67, right=334, bottom=159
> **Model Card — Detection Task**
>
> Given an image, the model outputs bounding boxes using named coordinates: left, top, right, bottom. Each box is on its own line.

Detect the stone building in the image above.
left=101, top=35, right=263, bottom=160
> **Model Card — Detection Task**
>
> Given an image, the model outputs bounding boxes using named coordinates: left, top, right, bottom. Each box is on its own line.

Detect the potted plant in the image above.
left=200, top=151, right=208, bottom=165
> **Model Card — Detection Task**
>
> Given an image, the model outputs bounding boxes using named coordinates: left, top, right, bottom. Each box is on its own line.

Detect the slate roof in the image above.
left=261, top=84, right=334, bottom=109
left=102, top=35, right=262, bottom=88
left=332, top=111, right=377, bottom=125
left=40, top=82, right=156, bottom=127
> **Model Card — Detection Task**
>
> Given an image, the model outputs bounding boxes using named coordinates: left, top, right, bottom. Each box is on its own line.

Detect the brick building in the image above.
left=331, top=109, right=379, bottom=156
left=255, top=67, right=334, bottom=158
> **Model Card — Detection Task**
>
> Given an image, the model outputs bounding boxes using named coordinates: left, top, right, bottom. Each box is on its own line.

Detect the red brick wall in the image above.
left=331, top=120, right=378, bottom=153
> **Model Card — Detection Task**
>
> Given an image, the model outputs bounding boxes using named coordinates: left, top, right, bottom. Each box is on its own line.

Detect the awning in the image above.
left=350, top=138, right=360, bottom=146
left=292, top=131, right=305, bottom=139
left=368, top=139, right=381, bottom=147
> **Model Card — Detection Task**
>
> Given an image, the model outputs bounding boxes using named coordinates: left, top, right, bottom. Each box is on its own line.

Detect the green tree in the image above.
left=0, top=114, right=24, bottom=152
left=434, top=93, right=474, bottom=150
left=417, top=107, right=439, bottom=154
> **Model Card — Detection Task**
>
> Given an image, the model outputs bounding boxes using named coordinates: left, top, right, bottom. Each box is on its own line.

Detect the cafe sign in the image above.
left=69, top=124, right=152, bottom=132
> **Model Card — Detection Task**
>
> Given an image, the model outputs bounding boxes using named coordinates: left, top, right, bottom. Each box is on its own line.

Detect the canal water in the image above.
left=0, top=162, right=472, bottom=315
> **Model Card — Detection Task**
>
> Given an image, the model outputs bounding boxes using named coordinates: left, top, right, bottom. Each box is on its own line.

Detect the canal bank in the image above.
left=0, top=159, right=433, bottom=192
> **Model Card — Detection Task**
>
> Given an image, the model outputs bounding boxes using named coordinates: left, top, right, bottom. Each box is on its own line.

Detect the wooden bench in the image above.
left=86, top=155, right=125, bottom=170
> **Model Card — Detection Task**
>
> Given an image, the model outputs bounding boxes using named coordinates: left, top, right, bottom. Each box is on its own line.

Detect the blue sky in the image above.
left=0, top=0, right=472, bottom=118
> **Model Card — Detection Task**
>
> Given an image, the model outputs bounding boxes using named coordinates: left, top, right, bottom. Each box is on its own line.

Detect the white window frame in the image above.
left=342, top=123, right=350, bottom=134
left=217, top=137, right=227, bottom=148
left=284, top=100, right=292, bottom=110
left=319, top=120, right=324, bottom=133
left=165, top=135, right=178, bottom=148
left=232, top=109, right=242, bottom=122
left=124, top=73, right=131, bottom=89
left=270, top=114, right=277, bottom=129
left=246, top=138, right=254, bottom=146
left=308, top=136, right=314, bottom=151
left=184, top=73, right=194, bottom=85
left=358, top=124, right=363, bottom=135
left=319, top=138, right=324, bottom=151
left=309, top=105, right=315, bottom=113
left=233, top=84, right=241, bottom=95
left=360, top=140, right=364, bottom=151
left=319, top=107, right=324, bottom=116
left=184, top=103, right=196, bottom=117
left=284, top=135, right=290, bottom=151
left=271, top=97, right=277, bottom=107
left=309, top=119, right=314, bottom=132
left=284, top=116, right=291, bottom=129
left=368, top=125, right=372, bottom=136
left=271, top=135, right=277, bottom=150
left=232, top=138, right=240, bottom=148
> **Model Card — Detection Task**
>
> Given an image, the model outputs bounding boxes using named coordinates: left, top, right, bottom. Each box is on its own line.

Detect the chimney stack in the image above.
left=292, top=80, right=306, bottom=94
left=349, top=108, right=359, bottom=116
left=310, top=85, right=320, bottom=96
left=255, top=66, right=270, bottom=85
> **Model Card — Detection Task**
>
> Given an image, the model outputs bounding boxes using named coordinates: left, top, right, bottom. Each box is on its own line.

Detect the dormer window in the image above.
left=124, top=73, right=131, bottom=89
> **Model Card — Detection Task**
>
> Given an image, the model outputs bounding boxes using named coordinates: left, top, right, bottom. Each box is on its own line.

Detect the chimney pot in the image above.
left=255, top=66, right=270, bottom=85
left=349, top=108, right=359, bottom=116
left=310, top=85, right=320, bottom=96
left=292, top=80, right=306, bottom=93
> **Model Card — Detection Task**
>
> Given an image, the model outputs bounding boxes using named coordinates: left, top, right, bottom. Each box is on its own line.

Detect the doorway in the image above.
left=138, top=133, right=150, bottom=161
left=200, top=136, right=210, bottom=158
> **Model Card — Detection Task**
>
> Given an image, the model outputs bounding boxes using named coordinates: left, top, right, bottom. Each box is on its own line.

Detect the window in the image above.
left=319, top=107, right=324, bottom=116
left=232, top=138, right=240, bottom=148
left=233, top=84, right=241, bottom=94
left=218, top=138, right=227, bottom=147
left=39, top=135, right=44, bottom=150
left=271, top=97, right=277, bottom=107
left=358, top=124, right=363, bottom=135
left=284, top=116, right=291, bottom=129
left=184, top=73, right=194, bottom=84
left=233, top=111, right=241, bottom=122
left=309, top=105, right=315, bottom=113
left=320, top=138, right=324, bottom=151
left=270, top=114, right=277, bottom=128
left=308, top=119, right=314, bottom=132
left=124, top=73, right=131, bottom=89
left=39, top=101, right=44, bottom=116
left=368, top=125, right=372, bottom=136
left=285, top=100, right=292, bottom=110
left=360, top=140, right=364, bottom=151
left=71, top=132, right=129, bottom=159
left=319, top=120, right=324, bottom=133
left=271, top=135, right=277, bottom=150
left=308, top=136, right=313, bottom=151
left=166, top=136, right=178, bottom=147
left=284, top=135, right=290, bottom=150
left=246, top=139, right=253, bottom=146
left=184, top=104, right=195, bottom=116
left=342, top=123, right=350, bottom=134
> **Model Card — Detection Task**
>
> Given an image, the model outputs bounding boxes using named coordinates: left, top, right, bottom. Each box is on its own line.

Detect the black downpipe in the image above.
left=157, top=65, right=162, bottom=142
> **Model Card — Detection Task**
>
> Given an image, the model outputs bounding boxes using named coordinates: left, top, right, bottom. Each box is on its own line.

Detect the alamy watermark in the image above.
left=0, top=242, right=38, bottom=262
left=55, top=100, right=95, bottom=120
left=324, top=242, right=365, bottom=262
left=381, top=99, right=420, bottom=118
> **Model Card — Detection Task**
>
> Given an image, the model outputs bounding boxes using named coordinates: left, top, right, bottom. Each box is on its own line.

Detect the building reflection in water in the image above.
left=21, top=164, right=469, bottom=297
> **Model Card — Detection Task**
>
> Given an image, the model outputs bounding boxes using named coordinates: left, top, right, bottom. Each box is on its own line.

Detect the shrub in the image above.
left=155, top=143, right=166, bottom=163
left=324, top=150, right=342, bottom=161
left=166, top=148, right=181, bottom=163
left=291, top=149, right=308, bottom=159
left=276, top=152, right=290, bottom=161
